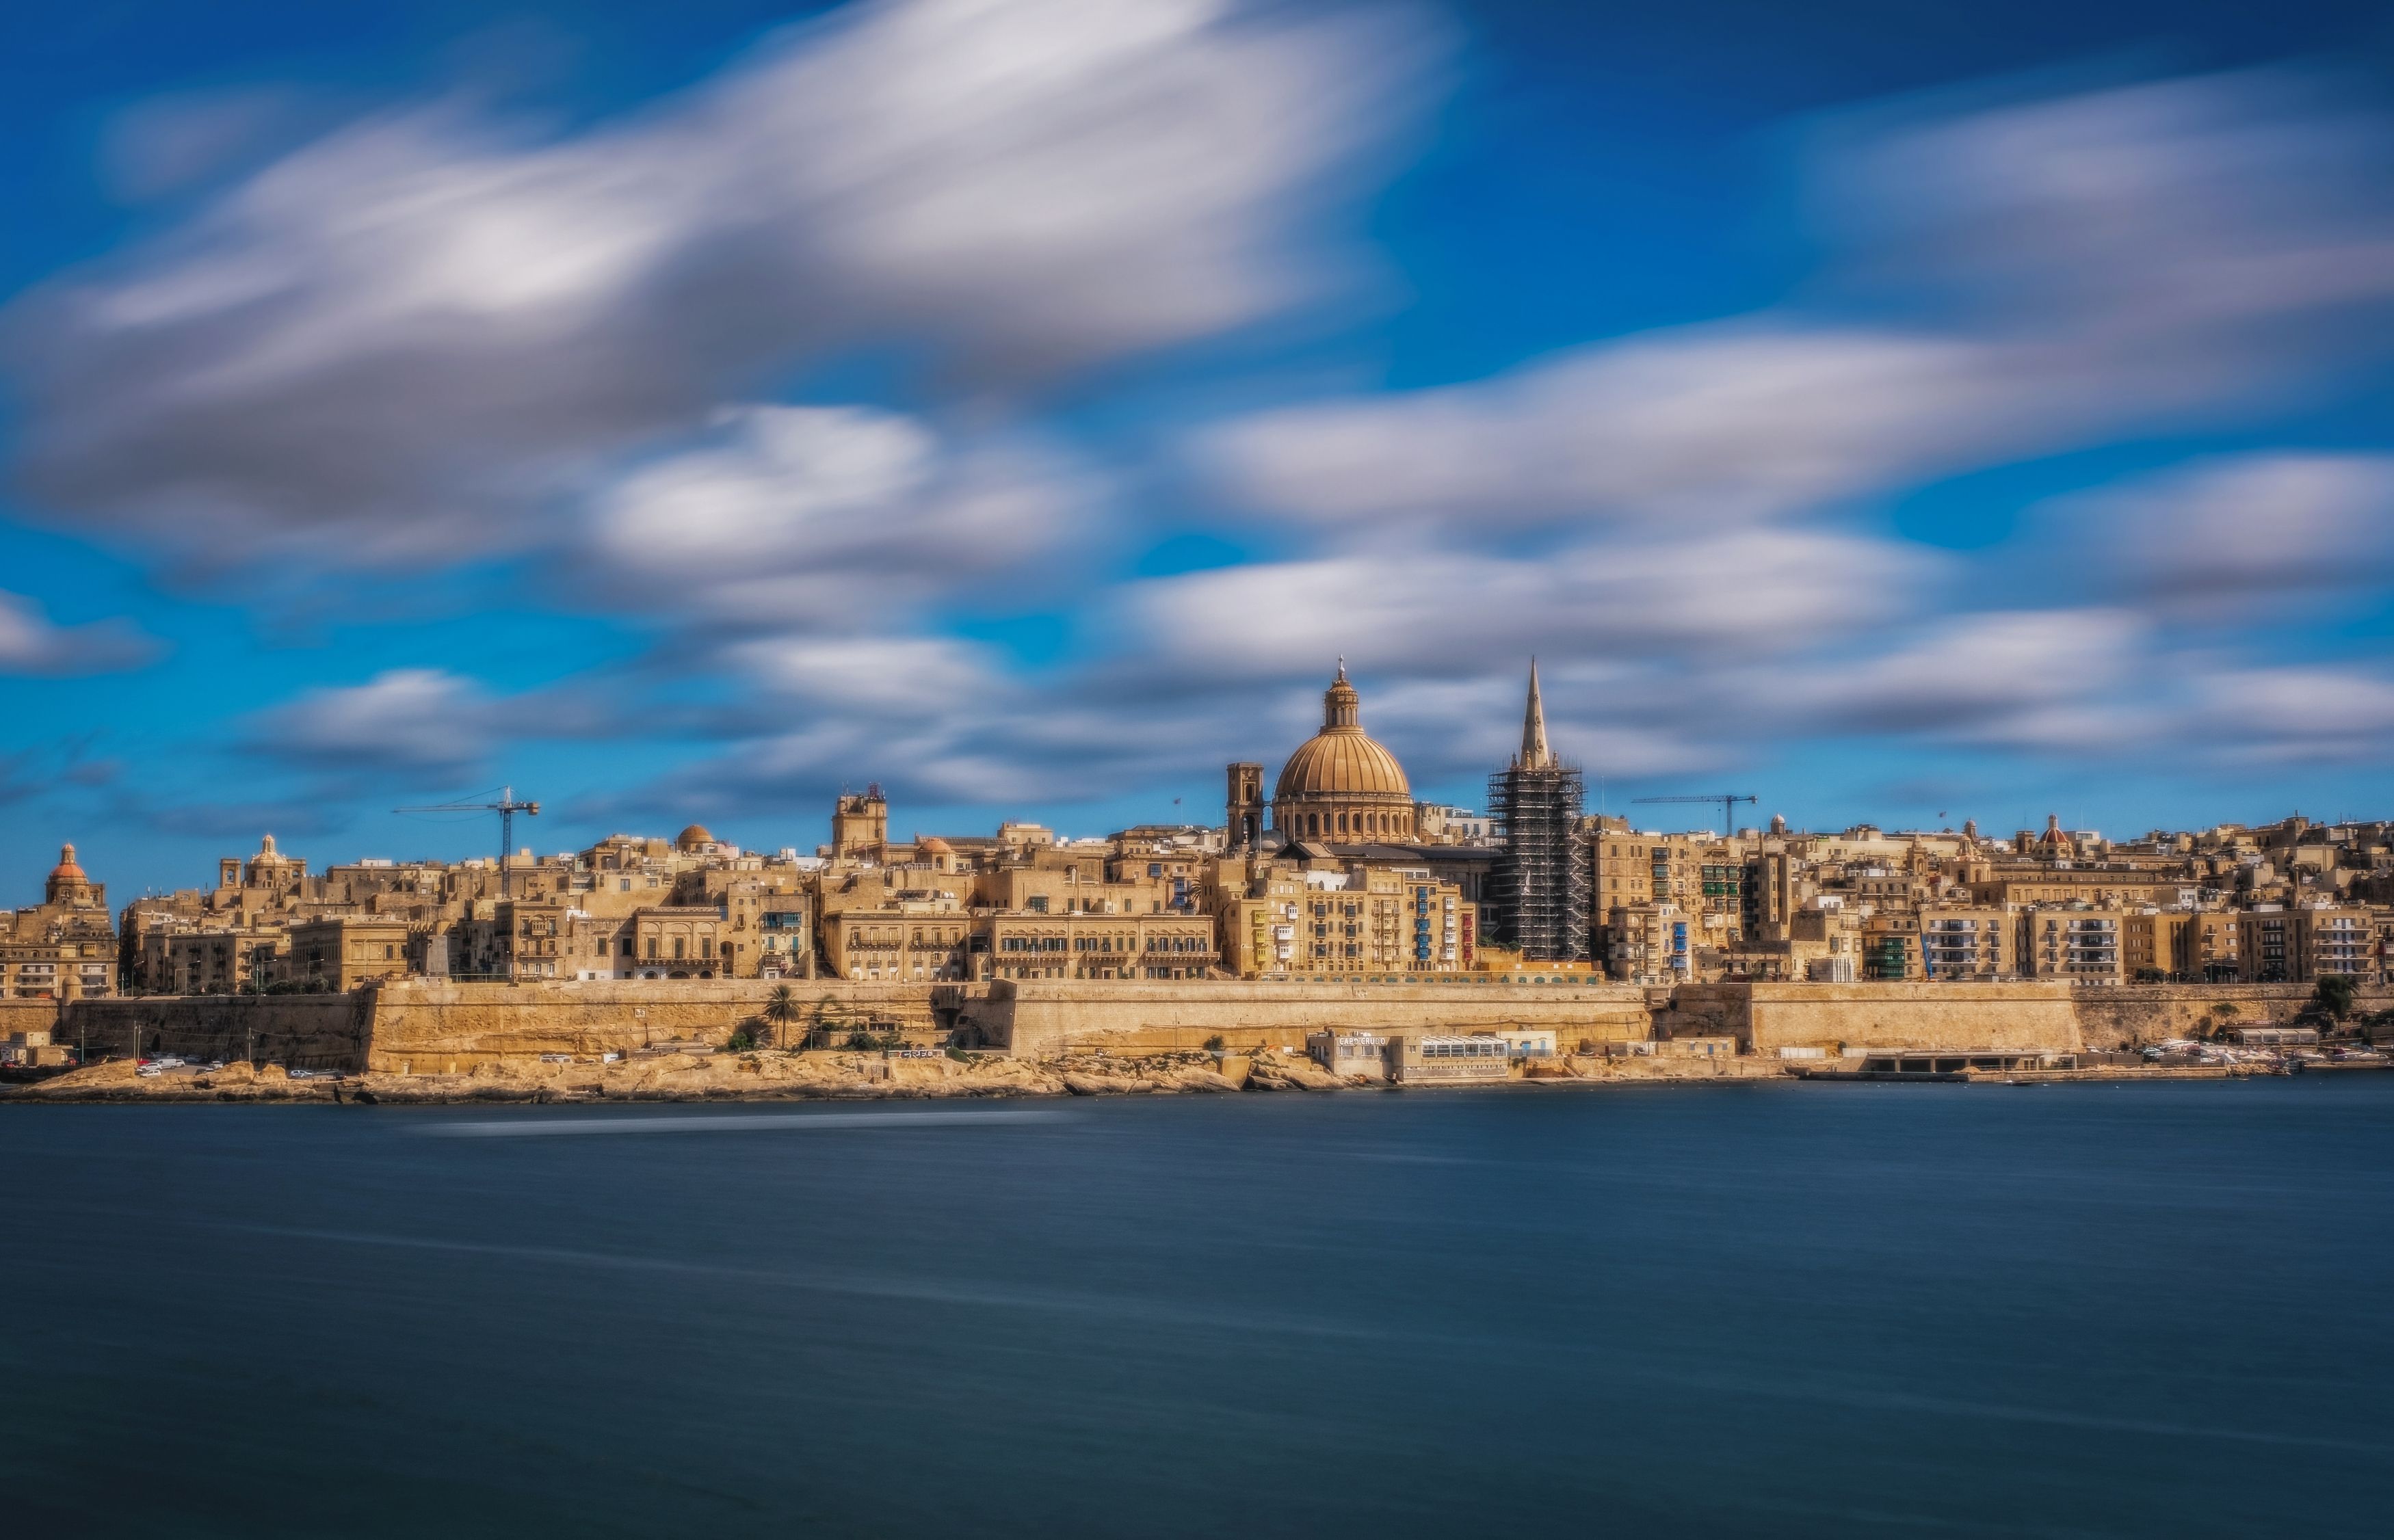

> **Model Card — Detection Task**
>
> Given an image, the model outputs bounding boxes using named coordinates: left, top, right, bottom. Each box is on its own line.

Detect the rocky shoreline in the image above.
left=1, top=1048, right=1794, bottom=1104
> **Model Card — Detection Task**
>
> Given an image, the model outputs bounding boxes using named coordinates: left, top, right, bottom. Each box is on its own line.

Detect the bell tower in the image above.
left=1225, top=763, right=1264, bottom=853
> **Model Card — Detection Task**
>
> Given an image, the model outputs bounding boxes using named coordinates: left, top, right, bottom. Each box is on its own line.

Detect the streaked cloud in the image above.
left=250, top=667, right=496, bottom=778
left=585, top=404, right=1097, bottom=628
left=2054, top=453, right=2394, bottom=605
left=6, top=0, right=1441, bottom=574
left=1196, top=65, right=2394, bottom=533
left=0, top=590, right=158, bottom=676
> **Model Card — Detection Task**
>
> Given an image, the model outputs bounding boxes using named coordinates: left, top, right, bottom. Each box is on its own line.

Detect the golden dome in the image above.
left=676, top=823, right=715, bottom=851
left=49, top=843, right=86, bottom=881
left=1274, top=669, right=1410, bottom=800
left=917, top=836, right=953, bottom=855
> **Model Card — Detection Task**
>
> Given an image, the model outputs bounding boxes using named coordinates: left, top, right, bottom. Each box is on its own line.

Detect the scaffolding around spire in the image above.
left=1486, top=657, right=1589, bottom=963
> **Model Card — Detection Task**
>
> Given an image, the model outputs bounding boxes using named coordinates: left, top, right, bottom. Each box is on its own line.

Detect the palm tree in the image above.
left=762, top=984, right=799, bottom=1052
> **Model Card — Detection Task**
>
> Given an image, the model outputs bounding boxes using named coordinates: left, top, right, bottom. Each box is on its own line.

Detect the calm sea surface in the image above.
left=3, top=1079, right=2389, bottom=1537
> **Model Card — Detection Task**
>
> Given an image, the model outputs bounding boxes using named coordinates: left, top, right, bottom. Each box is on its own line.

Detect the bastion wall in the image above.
left=1667, top=981, right=2083, bottom=1055
left=2067, top=983, right=2388, bottom=1050
left=958, top=979, right=1657, bottom=1058
left=1, top=998, right=64, bottom=1041
left=62, top=994, right=376, bottom=1071
left=362, top=980, right=946, bottom=1073
left=47, top=976, right=2387, bottom=1074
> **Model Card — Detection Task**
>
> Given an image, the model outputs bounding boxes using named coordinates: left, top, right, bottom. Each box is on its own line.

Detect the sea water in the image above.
left=2, top=1078, right=2388, bottom=1537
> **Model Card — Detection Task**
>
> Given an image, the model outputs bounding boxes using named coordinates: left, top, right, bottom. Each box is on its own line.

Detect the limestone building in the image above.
left=829, top=788, right=891, bottom=863
left=3, top=845, right=116, bottom=1001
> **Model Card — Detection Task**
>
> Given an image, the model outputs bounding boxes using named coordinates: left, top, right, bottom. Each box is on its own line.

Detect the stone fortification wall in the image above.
left=62, top=994, right=375, bottom=1071
left=2069, top=983, right=2390, bottom=1049
left=1668, top=981, right=2084, bottom=1056
left=1, top=998, right=64, bottom=1041
left=959, top=979, right=1654, bottom=1059
left=365, top=979, right=943, bottom=1072
left=49, top=976, right=2385, bottom=1079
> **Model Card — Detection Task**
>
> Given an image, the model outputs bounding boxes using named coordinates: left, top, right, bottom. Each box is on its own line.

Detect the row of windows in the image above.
left=1287, top=809, right=1406, bottom=838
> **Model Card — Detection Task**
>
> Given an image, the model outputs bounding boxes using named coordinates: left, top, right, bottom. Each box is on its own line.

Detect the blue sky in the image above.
left=5, top=0, right=2394, bottom=900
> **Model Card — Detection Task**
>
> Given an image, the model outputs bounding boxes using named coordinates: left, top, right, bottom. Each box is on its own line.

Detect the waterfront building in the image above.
left=2119, top=909, right=2187, bottom=981
left=1603, top=901, right=1687, bottom=984
left=1917, top=905, right=2015, bottom=980
left=1284, top=864, right=1474, bottom=974
left=1217, top=860, right=1304, bottom=977
left=2018, top=906, right=2126, bottom=983
left=982, top=911, right=1219, bottom=981
left=149, top=925, right=279, bottom=995
left=275, top=916, right=414, bottom=991
left=2237, top=903, right=2376, bottom=984
left=2178, top=910, right=2241, bottom=982
left=1306, top=1029, right=1393, bottom=1082
left=1861, top=911, right=1919, bottom=980
left=825, top=906, right=971, bottom=982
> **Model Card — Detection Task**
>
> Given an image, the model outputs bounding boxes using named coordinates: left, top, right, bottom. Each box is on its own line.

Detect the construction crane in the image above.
left=393, top=784, right=541, bottom=895
left=1631, top=793, right=1757, bottom=836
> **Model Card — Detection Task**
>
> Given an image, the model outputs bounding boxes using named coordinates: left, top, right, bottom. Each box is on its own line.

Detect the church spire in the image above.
left=1518, top=658, right=1553, bottom=770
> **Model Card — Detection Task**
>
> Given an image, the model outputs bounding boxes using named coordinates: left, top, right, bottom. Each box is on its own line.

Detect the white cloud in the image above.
left=254, top=668, right=494, bottom=775
left=0, top=591, right=157, bottom=676
left=722, top=633, right=1012, bottom=715
left=1201, top=324, right=2027, bottom=527
left=586, top=404, right=1094, bottom=625
left=1196, top=65, right=2394, bottom=533
left=1738, top=609, right=2153, bottom=747
left=2185, top=665, right=2394, bottom=762
left=1128, top=529, right=1933, bottom=674
left=2053, top=453, right=2394, bottom=604
left=7, top=0, right=1441, bottom=572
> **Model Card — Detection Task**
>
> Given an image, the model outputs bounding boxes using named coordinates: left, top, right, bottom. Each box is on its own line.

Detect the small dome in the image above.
left=49, top=842, right=85, bottom=881
left=676, top=823, right=715, bottom=851
left=917, top=836, right=954, bottom=855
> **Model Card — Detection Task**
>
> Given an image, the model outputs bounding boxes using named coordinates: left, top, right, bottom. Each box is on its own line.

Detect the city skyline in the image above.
left=5, top=1, right=2394, bottom=898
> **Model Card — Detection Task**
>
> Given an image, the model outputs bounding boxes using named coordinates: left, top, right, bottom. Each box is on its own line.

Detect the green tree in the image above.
left=762, top=984, right=800, bottom=1051
left=2314, top=973, right=2359, bottom=1022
